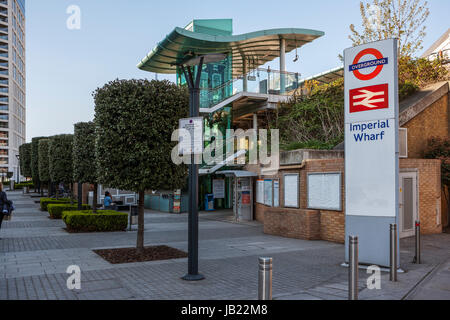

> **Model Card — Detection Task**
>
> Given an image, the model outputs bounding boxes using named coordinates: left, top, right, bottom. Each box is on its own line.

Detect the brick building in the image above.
left=254, top=81, right=449, bottom=243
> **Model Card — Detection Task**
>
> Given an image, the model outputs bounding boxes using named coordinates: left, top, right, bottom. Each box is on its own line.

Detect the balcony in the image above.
left=199, top=68, right=299, bottom=114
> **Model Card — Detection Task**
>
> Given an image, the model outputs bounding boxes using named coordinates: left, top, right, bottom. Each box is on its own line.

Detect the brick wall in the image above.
left=403, top=93, right=449, bottom=159
left=263, top=208, right=321, bottom=240
left=257, top=158, right=442, bottom=243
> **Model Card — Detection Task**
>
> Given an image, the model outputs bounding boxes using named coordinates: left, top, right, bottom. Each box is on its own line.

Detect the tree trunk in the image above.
left=136, top=190, right=145, bottom=253
left=69, top=183, right=74, bottom=205
left=40, top=182, right=44, bottom=197
left=77, top=182, right=82, bottom=210
left=93, top=183, right=98, bottom=214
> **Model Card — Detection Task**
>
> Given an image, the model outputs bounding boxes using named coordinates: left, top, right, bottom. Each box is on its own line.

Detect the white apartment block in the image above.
left=0, top=0, right=25, bottom=181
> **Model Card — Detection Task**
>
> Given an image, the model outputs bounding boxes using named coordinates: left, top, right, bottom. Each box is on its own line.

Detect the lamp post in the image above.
left=179, top=53, right=227, bottom=281
left=15, top=154, right=20, bottom=183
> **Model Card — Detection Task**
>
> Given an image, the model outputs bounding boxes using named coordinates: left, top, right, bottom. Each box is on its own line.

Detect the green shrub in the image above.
left=40, top=198, right=71, bottom=211
left=62, top=210, right=128, bottom=232
left=14, top=182, right=34, bottom=190
left=47, top=204, right=91, bottom=219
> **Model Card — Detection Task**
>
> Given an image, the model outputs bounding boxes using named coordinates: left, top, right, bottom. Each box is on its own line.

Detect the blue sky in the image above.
left=26, top=0, right=450, bottom=141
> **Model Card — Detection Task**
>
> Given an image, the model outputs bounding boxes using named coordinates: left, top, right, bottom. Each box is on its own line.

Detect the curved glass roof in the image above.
left=137, top=27, right=324, bottom=77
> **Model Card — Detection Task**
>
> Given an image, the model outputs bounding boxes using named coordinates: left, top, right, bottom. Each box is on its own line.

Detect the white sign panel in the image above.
left=264, top=180, right=273, bottom=207
left=284, top=174, right=299, bottom=208
left=344, top=39, right=399, bottom=217
left=273, top=180, right=279, bottom=208
left=179, top=117, right=204, bottom=155
left=308, top=173, right=341, bottom=211
left=256, top=180, right=264, bottom=204
left=213, top=179, right=225, bottom=199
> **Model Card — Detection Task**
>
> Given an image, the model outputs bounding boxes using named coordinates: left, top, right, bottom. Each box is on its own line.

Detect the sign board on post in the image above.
left=213, top=179, right=225, bottom=199
left=344, top=39, right=399, bottom=267
left=179, top=117, right=204, bottom=155
left=129, top=205, right=138, bottom=230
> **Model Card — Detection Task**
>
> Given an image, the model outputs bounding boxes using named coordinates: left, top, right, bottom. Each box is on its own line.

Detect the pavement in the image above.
left=0, top=190, right=449, bottom=300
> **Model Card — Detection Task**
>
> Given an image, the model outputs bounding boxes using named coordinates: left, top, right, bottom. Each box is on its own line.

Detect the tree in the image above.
left=424, top=137, right=450, bottom=227
left=94, top=79, right=188, bottom=252
left=349, top=0, right=430, bottom=57
left=31, top=137, right=47, bottom=193
left=19, top=143, right=32, bottom=180
left=38, top=139, right=50, bottom=194
left=73, top=122, right=98, bottom=212
left=49, top=134, right=74, bottom=199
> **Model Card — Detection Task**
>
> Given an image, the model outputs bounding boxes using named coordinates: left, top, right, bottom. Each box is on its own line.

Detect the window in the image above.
left=256, top=180, right=264, bottom=204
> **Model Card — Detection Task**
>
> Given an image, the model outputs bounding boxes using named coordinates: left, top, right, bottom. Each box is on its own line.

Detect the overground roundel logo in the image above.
left=349, top=48, right=389, bottom=81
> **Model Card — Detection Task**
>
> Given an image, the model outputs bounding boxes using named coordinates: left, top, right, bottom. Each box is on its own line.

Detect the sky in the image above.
left=26, top=0, right=450, bottom=141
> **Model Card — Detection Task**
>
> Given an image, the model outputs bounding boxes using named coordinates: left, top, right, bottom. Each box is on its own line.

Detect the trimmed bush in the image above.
left=47, top=204, right=91, bottom=219
left=19, top=143, right=32, bottom=179
left=40, top=198, right=71, bottom=211
left=49, top=134, right=74, bottom=184
left=62, top=210, right=128, bottom=232
left=15, top=182, right=34, bottom=190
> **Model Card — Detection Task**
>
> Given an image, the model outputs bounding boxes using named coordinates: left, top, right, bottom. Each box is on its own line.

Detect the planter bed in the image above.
left=47, top=204, right=90, bottom=219
left=62, top=210, right=128, bottom=233
left=40, top=198, right=71, bottom=211
left=94, top=246, right=188, bottom=264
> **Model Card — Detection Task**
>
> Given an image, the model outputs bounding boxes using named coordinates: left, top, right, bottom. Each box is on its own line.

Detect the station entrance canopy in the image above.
left=137, top=20, right=324, bottom=78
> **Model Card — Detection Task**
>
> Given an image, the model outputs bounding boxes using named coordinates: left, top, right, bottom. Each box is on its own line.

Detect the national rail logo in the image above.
left=349, top=48, right=389, bottom=81
left=349, top=84, right=389, bottom=113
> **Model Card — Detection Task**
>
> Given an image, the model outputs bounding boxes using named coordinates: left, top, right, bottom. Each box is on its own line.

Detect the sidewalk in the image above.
left=0, top=190, right=449, bottom=300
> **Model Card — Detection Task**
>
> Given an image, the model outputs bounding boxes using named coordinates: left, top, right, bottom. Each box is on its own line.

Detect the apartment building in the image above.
left=0, top=0, right=25, bottom=181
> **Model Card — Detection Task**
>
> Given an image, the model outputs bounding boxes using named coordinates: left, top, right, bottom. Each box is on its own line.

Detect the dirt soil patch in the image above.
left=94, top=246, right=188, bottom=264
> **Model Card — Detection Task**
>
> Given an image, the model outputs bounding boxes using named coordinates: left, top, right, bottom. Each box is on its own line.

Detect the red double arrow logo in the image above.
left=349, top=84, right=389, bottom=113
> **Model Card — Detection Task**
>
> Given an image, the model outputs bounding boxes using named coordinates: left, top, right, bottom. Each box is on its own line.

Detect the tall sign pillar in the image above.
left=344, top=39, right=400, bottom=267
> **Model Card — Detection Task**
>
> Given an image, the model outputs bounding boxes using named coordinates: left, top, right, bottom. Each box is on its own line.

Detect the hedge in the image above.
left=47, top=204, right=91, bottom=219
left=15, top=182, right=34, bottom=190
left=40, top=198, right=71, bottom=211
left=62, top=210, right=128, bottom=232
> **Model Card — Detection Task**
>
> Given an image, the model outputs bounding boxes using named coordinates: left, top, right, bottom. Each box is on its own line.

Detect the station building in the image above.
left=137, top=19, right=449, bottom=244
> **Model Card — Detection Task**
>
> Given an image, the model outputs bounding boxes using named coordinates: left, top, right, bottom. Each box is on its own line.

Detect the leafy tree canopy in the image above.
left=349, top=0, right=430, bottom=57
left=94, top=79, right=189, bottom=193
left=19, top=143, right=32, bottom=179
left=31, top=137, right=47, bottom=183
left=49, top=134, right=74, bottom=184
left=38, top=139, right=50, bottom=183
left=73, top=122, right=97, bottom=184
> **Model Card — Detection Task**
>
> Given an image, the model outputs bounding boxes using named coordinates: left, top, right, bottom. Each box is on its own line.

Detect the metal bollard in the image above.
left=348, top=236, right=359, bottom=300
left=390, top=224, right=398, bottom=282
left=414, top=221, right=421, bottom=264
left=258, top=257, right=272, bottom=300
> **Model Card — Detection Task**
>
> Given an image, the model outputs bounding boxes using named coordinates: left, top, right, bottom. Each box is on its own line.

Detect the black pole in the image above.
left=182, top=58, right=205, bottom=281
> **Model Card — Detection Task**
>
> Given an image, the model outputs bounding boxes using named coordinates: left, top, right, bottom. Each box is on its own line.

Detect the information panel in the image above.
left=307, top=173, right=341, bottom=211
left=179, top=117, right=204, bottom=155
left=273, top=180, right=279, bottom=208
left=284, top=174, right=299, bottom=208
left=264, top=180, right=273, bottom=207
left=256, top=180, right=264, bottom=204
left=213, top=179, right=225, bottom=199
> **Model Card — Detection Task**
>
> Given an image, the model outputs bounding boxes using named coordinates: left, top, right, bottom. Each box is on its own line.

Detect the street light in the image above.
left=178, top=53, right=227, bottom=282
left=15, top=154, right=20, bottom=183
